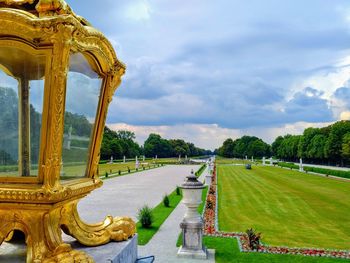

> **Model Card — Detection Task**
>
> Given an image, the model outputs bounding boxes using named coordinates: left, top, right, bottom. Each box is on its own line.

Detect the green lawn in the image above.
left=218, top=165, right=350, bottom=250
left=216, top=157, right=254, bottom=165
left=137, top=188, right=182, bottom=245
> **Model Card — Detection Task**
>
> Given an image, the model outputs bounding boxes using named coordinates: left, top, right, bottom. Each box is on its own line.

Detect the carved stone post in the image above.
left=178, top=170, right=207, bottom=259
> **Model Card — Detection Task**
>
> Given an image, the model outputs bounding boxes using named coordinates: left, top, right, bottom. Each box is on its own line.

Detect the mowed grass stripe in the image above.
left=218, top=165, right=350, bottom=249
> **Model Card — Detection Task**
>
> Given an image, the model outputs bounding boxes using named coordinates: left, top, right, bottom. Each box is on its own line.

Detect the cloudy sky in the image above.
left=70, top=0, right=350, bottom=150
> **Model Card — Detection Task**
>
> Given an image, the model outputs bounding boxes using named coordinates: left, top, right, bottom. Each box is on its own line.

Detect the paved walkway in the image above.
left=292, top=162, right=350, bottom=171
left=0, top=165, right=201, bottom=262
left=78, top=165, right=199, bottom=222
left=138, top=169, right=215, bottom=263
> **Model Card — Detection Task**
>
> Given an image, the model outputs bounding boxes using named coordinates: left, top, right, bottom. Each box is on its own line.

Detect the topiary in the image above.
left=137, top=205, right=154, bottom=228
left=163, top=194, right=170, bottom=207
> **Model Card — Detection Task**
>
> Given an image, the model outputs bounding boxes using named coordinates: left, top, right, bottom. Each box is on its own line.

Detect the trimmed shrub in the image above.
left=127, top=167, right=130, bottom=173
left=137, top=205, right=154, bottom=228
left=278, top=162, right=299, bottom=170
left=105, top=172, right=108, bottom=178
left=304, top=166, right=350, bottom=179
left=118, top=170, right=121, bottom=175
left=163, top=194, right=170, bottom=207
left=176, top=186, right=181, bottom=195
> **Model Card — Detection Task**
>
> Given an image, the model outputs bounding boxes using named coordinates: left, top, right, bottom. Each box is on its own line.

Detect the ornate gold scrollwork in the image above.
left=61, top=201, right=136, bottom=246
left=0, top=1, right=133, bottom=262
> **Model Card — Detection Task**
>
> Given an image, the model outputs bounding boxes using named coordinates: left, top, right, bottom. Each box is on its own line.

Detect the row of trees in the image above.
left=100, top=129, right=212, bottom=160
left=217, top=121, right=350, bottom=166
left=144, top=134, right=211, bottom=158
left=272, top=121, right=350, bottom=165
left=100, top=127, right=141, bottom=160
left=216, top=136, right=271, bottom=158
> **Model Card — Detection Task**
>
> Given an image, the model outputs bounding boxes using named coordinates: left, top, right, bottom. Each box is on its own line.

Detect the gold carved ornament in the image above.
left=0, top=1, right=135, bottom=262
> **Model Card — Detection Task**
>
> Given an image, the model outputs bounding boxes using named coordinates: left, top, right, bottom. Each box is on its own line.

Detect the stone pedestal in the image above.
left=205, top=174, right=212, bottom=186
left=178, top=222, right=207, bottom=259
left=299, top=158, right=304, bottom=172
left=178, top=170, right=207, bottom=259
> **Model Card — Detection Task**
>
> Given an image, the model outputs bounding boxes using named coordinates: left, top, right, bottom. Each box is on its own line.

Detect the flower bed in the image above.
left=202, top=163, right=350, bottom=259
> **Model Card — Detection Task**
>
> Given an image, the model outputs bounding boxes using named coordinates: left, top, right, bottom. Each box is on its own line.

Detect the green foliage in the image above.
left=218, top=136, right=271, bottom=158
left=218, top=138, right=235, bottom=157
left=246, top=228, right=261, bottom=250
left=64, top=112, right=92, bottom=137
left=341, top=132, right=350, bottom=160
left=195, top=164, right=206, bottom=177
left=137, top=205, right=154, bottom=228
left=144, top=133, right=211, bottom=158
left=176, top=186, right=181, bottom=195
left=278, top=162, right=299, bottom=169
left=137, top=188, right=183, bottom=245
left=272, top=121, right=350, bottom=165
left=303, top=166, right=350, bottom=179
left=163, top=194, right=170, bottom=207
left=101, top=127, right=141, bottom=160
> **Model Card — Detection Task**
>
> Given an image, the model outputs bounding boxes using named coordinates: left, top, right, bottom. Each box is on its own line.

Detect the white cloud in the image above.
left=124, top=1, right=151, bottom=21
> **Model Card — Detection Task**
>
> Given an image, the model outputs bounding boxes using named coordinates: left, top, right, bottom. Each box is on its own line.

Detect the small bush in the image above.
left=118, top=170, right=121, bottom=175
left=105, top=172, right=108, bottom=178
left=127, top=167, right=130, bottom=173
left=206, top=200, right=213, bottom=209
left=176, top=186, right=181, bottom=195
left=137, top=205, right=154, bottom=228
left=163, top=194, right=170, bottom=207
left=246, top=228, right=261, bottom=251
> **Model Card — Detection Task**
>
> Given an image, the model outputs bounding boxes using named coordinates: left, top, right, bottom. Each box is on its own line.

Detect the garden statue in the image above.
left=0, top=1, right=135, bottom=262
left=299, top=158, right=304, bottom=172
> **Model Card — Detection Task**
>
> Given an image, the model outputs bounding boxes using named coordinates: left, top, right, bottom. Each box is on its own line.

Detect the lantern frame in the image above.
left=0, top=1, right=135, bottom=262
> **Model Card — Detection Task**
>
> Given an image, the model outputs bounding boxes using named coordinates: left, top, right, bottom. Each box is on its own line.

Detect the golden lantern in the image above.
left=0, top=0, right=135, bottom=262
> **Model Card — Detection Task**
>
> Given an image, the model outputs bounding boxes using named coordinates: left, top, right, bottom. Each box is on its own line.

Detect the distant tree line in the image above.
left=272, top=121, right=350, bottom=166
left=216, top=120, right=350, bottom=166
left=100, top=127, right=141, bottom=160
left=143, top=133, right=211, bottom=158
left=216, top=136, right=271, bottom=158
left=100, top=130, right=212, bottom=160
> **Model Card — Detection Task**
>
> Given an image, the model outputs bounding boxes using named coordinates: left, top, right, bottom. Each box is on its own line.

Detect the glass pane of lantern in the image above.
left=0, top=45, right=45, bottom=177
left=61, top=53, right=102, bottom=179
